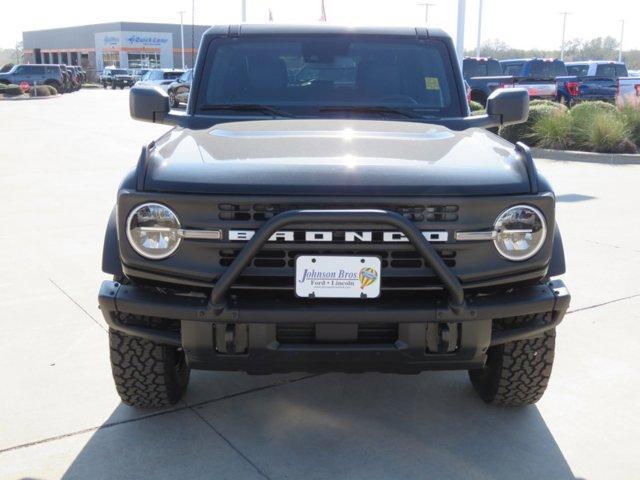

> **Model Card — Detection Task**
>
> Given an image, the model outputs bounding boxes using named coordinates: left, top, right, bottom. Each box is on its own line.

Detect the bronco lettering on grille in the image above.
left=228, top=230, right=448, bottom=243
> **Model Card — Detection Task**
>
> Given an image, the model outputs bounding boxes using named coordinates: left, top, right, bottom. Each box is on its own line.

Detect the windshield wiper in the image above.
left=318, top=105, right=424, bottom=119
left=200, top=104, right=292, bottom=117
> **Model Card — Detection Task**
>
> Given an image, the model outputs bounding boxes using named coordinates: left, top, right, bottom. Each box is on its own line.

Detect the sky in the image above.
left=2, top=0, right=639, bottom=51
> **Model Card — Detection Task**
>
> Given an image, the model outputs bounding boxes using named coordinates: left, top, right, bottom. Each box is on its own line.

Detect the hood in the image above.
left=144, top=119, right=530, bottom=196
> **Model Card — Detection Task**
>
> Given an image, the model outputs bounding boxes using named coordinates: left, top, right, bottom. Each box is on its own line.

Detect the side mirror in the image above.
left=486, top=88, right=529, bottom=125
left=130, top=86, right=171, bottom=124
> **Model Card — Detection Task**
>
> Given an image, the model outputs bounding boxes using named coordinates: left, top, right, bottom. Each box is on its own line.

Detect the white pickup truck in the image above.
left=618, top=76, right=640, bottom=106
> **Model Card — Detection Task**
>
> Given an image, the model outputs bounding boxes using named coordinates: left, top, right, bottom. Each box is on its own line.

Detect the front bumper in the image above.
left=100, top=208, right=569, bottom=373
left=99, top=278, right=570, bottom=373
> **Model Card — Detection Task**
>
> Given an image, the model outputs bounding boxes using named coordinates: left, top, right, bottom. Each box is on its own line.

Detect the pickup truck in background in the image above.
left=463, top=57, right=564, bottom=105
left=556, top=61, right=639, bottom=106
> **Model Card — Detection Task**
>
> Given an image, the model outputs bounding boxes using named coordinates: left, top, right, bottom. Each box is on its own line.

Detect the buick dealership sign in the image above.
left=95, top=31, right=174, bottom=70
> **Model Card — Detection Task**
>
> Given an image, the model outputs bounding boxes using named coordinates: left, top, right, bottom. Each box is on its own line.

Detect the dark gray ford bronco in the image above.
left=99, top=25, right=570, bottom=408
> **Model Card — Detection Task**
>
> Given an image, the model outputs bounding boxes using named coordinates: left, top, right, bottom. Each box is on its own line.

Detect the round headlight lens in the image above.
left=126, top=203, right=181, bottom=259
left=493, top=205, right=547, bottom=261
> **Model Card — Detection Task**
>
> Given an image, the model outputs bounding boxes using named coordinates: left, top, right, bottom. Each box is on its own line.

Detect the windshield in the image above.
left=163, top=71, right=184, bottom=80
left=198, top=36, right=462, bottom=117
left=109, top=69, right=128, bottom=75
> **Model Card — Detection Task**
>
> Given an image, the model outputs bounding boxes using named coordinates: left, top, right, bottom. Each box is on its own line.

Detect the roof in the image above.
left=565, top=60, right=625, bottom=65
left=202, top=24, right=451, bottom=39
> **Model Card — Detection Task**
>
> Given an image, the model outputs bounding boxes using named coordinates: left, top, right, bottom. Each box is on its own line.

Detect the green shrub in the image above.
left=29, top=85, right=51, bottom=97
left=570, top=101, right=620, bottom=148
left=46, top=85, right=58, bottom=95
left=530, top=99, right=568, bottom=112
left=81, top=83, right=103, bottom=89
left=618, top=104, right=640, bottom=147
left=471, top=109, right=486, bottom=117
left=469, top=100, right=484, bottom=112
left=585, top=112, right=635, bottom=153
left=0, top=83, right=23, bottom=96
left=499, top=104, right=562, bottom=144
left=531, top=111, right=574, bottom=149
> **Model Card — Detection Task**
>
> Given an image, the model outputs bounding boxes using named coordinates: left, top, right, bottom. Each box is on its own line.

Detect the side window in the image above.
left=567, top=65, right=588, bottom=76
left=21, top=66, right=41, bottom=74
left=615, top=65, right=629, bottom=77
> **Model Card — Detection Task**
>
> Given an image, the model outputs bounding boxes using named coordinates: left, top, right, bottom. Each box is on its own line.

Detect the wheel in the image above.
left=111, top=83, right=117, bottom=90
left=103, top=82, right=107, bottom=89
left=44, top=81, right=60, bottom=94
left=109, top=319, right=190, bottom=408
left=468, top=313, right=556, bottom=407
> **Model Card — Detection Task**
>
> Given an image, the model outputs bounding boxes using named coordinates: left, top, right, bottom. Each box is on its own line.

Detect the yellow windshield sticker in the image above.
left=425, top=77, right=440, bottom=90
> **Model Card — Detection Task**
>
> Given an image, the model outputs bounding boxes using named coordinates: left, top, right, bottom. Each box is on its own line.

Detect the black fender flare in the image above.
left=102, top=206, right=123, bottom=277
left=548, top=224, right=566, bottom=277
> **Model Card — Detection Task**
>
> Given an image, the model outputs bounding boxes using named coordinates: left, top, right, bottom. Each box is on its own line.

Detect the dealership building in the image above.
left=22, top=22, right=211, bottom=81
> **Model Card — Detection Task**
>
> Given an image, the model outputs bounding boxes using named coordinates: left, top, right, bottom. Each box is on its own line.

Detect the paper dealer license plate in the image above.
left=295, top=256, right=381, bottom=299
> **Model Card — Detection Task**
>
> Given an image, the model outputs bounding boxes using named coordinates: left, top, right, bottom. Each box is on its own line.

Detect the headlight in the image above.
left=126, top=203, right=181, bottom=259
left=493, top=205, right=547, bottom=261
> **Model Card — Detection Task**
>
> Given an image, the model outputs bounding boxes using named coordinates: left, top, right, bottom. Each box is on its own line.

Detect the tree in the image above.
left=465, top=36, right=639, bottom=69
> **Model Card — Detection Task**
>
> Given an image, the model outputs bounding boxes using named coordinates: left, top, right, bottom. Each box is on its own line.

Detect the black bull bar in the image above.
left=209, top=209, right=465, bottom=308
left=99, top=209, right=571, bottom=348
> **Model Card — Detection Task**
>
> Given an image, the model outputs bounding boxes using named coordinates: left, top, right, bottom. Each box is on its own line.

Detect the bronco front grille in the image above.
left=218, top=203, right=459, bottom=222
left=219, top=248, right=457, bottom=269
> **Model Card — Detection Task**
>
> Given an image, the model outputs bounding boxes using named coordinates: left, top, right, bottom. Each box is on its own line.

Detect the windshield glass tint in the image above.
left=110, top=69, right=128, bottom=75
left=199, top=36, right=461, bottom=116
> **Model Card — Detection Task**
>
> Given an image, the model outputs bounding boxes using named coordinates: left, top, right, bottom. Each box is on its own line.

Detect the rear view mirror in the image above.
left=130, top=86, right=171, bottom=124
left=486, top=88, right=529, bottom=125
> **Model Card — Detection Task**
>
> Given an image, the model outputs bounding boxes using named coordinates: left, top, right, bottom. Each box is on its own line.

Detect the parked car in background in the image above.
left=618, top=77, right=640, bottom=107
left=129, top=69, right=150, bottom=83
left=135, top=68, right=185, bottom=91
left=0, top=64, right=65, bottom=93
left=71, top=66, right=86, bottom=84
left=463, top=57, right=564, bottom=105
left=99, top=67, right=134, bottom=89
left=167, top=68, right=193, bottom=107
left=61, top=65, right=80, bottom=92
left=556, top=61, right=636, bottom=105
left=629, top=70, right=640, bottom=77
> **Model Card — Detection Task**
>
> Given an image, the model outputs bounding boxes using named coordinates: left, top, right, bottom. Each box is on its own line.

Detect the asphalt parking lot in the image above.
left=1, top=89, right=639, bottom=480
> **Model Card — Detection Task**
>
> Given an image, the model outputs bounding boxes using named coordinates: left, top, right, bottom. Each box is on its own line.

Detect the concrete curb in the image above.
left=531, top=147, right=640, bottom=165
left=0, top=94, right=61, bottom=101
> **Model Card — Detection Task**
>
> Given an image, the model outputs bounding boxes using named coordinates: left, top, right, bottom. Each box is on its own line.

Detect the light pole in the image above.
left=559, top=12, right=570, bottom=60
left=178, top=11, right=186, bottom=69
left=417, top=2, right=435, bottom=25
left=475, top=0, right=483, bottom=57
left=191, top=0, right=195, bottom=68
left=242, top=0, right=247, bottom=22
left=618, top=19, right=625, bottom=63
left=456, top=0, right=466, bottom=66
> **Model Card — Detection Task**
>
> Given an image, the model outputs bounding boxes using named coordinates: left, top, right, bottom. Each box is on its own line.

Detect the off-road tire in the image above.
left=109, top=327, right=190, bottom=408
left=468, top=313, right=556, bottom=407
